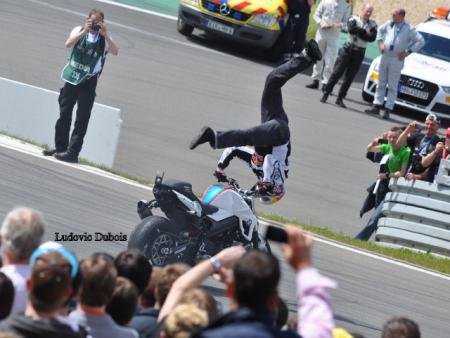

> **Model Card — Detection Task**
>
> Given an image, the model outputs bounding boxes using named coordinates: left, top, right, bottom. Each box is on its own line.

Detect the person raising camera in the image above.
left=43, top=9, right=119, bottom=163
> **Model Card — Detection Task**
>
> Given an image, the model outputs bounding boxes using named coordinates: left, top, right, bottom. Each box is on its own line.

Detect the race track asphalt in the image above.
left=0, top=0, right=419, bottom=237
left=1, top=1, right=449, bottom=336
left=1, top=143, right=449, bottom=337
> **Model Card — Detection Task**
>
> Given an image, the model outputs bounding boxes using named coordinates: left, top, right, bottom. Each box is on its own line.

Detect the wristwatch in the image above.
left=209, top=257, right=222, bottom=272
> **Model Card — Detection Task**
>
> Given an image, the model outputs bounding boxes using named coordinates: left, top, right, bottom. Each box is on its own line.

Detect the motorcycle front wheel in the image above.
left=254, top=232, right=272, bottom=254
left=128, top=215, right=178, bottom=266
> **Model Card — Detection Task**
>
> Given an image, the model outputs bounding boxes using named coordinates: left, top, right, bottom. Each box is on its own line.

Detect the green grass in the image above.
left=258, top=212, right=450, bottom=275
left=2, top=130, right=449, bottom=275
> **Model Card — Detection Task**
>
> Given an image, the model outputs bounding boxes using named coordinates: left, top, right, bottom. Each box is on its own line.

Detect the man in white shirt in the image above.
left=0, top=207, right=45, bottom=315
left=306, top=0, right=351, bottom=90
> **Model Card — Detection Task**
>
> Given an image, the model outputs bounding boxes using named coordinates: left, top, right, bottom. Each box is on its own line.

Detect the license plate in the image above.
left=399, top=85, right=429, bottom=100
left=205, top=20, right=234, bottom=35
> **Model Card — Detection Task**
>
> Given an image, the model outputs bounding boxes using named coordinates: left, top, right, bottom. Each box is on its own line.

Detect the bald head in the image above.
left=361, top=4, right=374, bottom=20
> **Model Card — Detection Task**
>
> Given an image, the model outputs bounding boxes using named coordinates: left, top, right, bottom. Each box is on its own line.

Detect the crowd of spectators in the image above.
left=0, top=206, right=423, bottom=338
left=356, top=113, right=448, bottom=240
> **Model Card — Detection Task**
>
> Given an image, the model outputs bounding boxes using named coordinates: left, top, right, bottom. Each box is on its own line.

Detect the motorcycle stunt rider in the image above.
left=213, top=144, right=290, bottom=204
left=189, top=40, right=322, bottom=203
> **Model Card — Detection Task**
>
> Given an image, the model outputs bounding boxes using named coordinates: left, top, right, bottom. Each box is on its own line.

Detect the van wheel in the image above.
left=177, top=16, right=194, bottom=37
left=362, top=90, right=374, bottom=103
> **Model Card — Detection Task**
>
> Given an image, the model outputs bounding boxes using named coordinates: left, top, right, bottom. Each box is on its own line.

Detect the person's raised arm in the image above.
left=98, top=22, right=119, bottom=56
left=158, top=246, right=245, bottom=321
left=421, top=142, right=444, bottom=168
left=65, top=20, right=89, bottom=48
left=282, top=225, right=336, bottom=338
left=395, top=121, right=418, bottom=148
left=367, top=138, right=381, bottom=153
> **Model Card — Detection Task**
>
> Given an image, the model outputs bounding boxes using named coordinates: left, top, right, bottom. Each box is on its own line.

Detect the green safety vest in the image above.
left=61, top=32, right=105, bottom=85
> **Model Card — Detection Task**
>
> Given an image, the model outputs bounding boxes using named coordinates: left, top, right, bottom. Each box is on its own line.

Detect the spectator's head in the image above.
left=361, top=4, right=374, bottom=20
left=28, top=252, right=73, bottom=313
left=387, top=127, right=402, bottom=149
left=424, top=113, right=440, bottom=137
left=0, top=272, right=14, bottom=319
left=232, top=250, right=280, bottom=311
left=161, top=304, right=208, bottom=338
left=273, top=298, right=288, bottom=329
left=179, top=288, right=218, bottom=323
left=30, top=242, right=81, bottom=306
left=382, top=317, right=420, bottom=338
left=141, top=266, right=162, bottom=308
left=287, top=316, right=298, bottom=332
left=0, top=207, right=45, bottom=263
left=392, top=8, right=406, bottom=24
left=79, top=255, right=117, bottom=307
left=106, top=276, right=139, bottom=326
left=114, top=249, right=152, bottom=294
left=155, top=263, right=190, bottom=308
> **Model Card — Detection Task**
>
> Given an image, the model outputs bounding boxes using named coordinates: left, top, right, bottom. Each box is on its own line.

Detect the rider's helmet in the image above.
left=259, top=183, right=285, bottom=205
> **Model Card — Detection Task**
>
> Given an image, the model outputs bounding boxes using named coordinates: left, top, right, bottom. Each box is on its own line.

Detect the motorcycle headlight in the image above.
left=252, top=14, right=278, bottom=27
left=442, top=86, right=450, bottom=94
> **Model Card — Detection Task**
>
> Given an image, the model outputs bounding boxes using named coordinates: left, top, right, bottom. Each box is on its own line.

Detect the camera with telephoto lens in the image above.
left=91, top=21, right=101, bottom=31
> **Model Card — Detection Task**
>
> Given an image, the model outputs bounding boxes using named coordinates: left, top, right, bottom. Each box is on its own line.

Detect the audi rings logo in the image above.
left=407, top=78, right=425, bottom=90
left=219, top=3, right=231, bottom=16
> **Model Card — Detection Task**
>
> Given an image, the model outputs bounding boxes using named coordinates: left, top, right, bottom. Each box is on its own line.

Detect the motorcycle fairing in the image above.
left=202, top=184, right=225, bottom=204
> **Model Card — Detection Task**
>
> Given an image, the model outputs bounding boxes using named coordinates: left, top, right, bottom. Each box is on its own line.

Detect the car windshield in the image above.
left=416, top=31, right=450, bottom=62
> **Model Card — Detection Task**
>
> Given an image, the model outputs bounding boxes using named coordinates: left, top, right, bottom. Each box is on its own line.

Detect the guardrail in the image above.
left=375, top=160, right=450, bottom=257
left=0, top=77, right=122, bottom=167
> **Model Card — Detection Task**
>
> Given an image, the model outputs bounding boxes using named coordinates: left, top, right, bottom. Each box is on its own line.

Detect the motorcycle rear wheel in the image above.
left=128, top=216, right=177, bottom=267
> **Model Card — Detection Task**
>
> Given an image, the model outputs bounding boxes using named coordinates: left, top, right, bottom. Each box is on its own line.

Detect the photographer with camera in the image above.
left=43, top=9, right=119, bottom=163
left=395, top=113, right=442, bottom=182
left=320, top=4, right=377, bottom=108
left=355, top=127, right=410, bottom=240
left=420, top=128, right=450, bottom=183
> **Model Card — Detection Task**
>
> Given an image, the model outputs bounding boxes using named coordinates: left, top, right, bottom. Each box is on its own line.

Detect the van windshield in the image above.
left=416, top=31, right=450, bottom=62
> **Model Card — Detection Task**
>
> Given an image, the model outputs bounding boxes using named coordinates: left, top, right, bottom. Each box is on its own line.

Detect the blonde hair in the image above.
left=163, top=304, right=208, bottom=338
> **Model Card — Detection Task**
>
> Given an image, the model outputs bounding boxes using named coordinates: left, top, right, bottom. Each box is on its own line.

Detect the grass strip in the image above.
left=258, top=212, right=450, bottom=276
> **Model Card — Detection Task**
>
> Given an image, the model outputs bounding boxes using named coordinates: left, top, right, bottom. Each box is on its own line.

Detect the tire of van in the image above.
left=264, top=26, right=289, bottom=62
left=177, top=16, right=194, bottom=37
left=362, top=89, right=374, bottom=103
left=264, top=37, right=285, bottom=62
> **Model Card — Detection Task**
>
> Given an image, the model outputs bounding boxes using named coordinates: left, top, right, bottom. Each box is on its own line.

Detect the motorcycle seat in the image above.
left=163, top=178, right=218, bottom=215
left=163, top=178, right=198, bottom=201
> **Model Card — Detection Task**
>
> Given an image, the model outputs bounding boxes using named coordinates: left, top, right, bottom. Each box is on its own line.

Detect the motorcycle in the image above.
left=127, top=172, right=271, bottom=266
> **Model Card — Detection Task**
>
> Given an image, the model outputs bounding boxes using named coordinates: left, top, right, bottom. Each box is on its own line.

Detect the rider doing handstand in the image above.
left=189, top=40, right=322, bottom=203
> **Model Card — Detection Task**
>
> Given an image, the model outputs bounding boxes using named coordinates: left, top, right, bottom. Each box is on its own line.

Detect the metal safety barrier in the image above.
left=374, top=162, right=450, bottom=257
